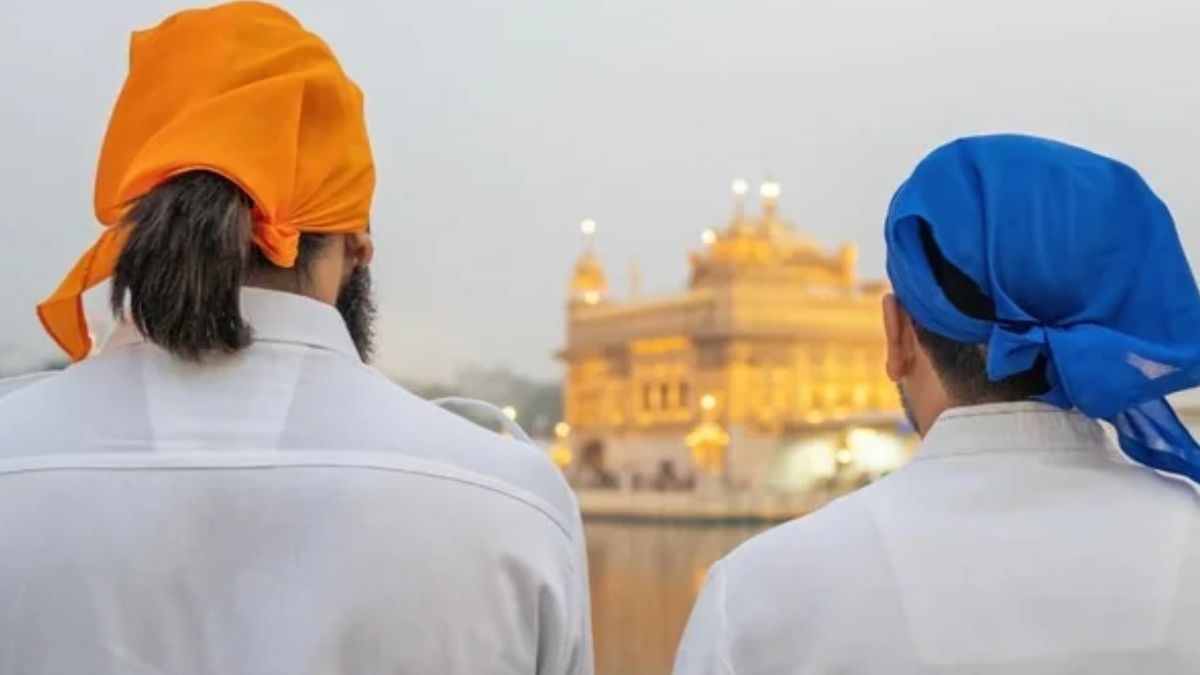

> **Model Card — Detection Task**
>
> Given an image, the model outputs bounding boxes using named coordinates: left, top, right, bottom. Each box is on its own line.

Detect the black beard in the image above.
left=898, top=382, right=921, bottom=435
left=336, top=266, right=376, bottom=362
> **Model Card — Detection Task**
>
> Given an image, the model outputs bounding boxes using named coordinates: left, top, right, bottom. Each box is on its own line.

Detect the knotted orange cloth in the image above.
left=38, top=1, right=375, bottom=360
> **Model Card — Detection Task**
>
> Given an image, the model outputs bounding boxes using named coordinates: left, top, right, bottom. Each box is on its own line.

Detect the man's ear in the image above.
left=344, top=232, right=374, bottom=271
left=882, top=293, right=917, bottom=383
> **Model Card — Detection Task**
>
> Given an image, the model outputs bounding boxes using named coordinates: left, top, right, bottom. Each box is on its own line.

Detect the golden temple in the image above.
left=560, top=180, right=909, bottom=494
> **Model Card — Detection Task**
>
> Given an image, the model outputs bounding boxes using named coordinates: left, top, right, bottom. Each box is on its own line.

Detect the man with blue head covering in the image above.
left=674, top=134, right=1200, bottom=675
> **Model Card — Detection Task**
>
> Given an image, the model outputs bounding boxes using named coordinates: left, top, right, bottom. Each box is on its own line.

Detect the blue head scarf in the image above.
left=886, top=134, right=1200, bottom=482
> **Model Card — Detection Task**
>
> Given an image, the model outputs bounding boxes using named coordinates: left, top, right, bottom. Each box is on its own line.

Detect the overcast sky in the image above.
left=2, top=0, right=1199, bottom=382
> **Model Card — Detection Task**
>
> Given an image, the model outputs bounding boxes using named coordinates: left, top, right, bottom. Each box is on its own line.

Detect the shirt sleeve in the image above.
left=541, top=495, right=593, bottom=675
left=672, top=559, right=736, bottom=675
left=567, top=504, right=594, bottom=675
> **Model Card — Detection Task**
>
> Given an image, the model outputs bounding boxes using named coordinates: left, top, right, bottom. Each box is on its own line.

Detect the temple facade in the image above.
left=560, top=180, right=911, bottom=493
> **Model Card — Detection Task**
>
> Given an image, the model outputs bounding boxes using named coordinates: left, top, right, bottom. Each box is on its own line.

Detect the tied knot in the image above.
left=252, top=220, right=301, bottom=268
left=986, top=321, right=1050, bottom=381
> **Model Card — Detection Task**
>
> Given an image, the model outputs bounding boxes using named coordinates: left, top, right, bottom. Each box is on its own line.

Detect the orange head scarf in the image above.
left=38, top=1, right=376, bottom=361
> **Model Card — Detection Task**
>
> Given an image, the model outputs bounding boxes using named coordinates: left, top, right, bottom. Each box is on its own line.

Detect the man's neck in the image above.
left=242, top=278, right=333, bottom=308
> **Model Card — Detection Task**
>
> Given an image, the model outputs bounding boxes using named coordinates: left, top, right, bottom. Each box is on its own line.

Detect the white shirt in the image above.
left=0, top=288, right=592, bottom=675
left=675, top=402, right=1200, bottom=675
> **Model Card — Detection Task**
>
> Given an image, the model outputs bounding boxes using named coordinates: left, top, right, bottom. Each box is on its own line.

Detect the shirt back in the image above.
left=675, top=403, right=1200, bottom=675
left=0, top=290, right=591, bottom=675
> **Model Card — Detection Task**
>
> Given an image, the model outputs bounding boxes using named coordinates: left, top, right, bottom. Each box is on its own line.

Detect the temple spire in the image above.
left=760, top=178, right=781, bottom=220
left=569, top=218, right=607, bottom=306
left=731, top=178, right=748, bottom=220
left=580, top=218, right=597, bottom=251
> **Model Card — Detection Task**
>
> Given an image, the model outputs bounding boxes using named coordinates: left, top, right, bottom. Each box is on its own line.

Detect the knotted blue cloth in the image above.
left=886, top=134, right=1200, bottom=482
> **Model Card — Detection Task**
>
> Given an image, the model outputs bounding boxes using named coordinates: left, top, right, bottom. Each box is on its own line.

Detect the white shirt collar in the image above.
left=919, top=401, right=1122, bottom=462
left=104, top=287, right=360, bottom=361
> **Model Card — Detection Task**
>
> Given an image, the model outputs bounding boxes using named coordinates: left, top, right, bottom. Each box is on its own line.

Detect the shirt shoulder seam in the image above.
left=0, top=451, right=578, bottom=540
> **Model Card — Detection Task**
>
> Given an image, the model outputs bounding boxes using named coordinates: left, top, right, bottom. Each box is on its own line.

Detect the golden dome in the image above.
left=570, top=251, right=608, bottom=305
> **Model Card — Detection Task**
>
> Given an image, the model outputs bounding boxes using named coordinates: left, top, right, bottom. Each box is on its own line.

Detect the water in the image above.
left=585, top=520, right=767, bottom=675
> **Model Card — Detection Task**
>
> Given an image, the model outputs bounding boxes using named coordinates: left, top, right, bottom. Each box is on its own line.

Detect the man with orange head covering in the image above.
left=0, top=4, right=592, bottom=673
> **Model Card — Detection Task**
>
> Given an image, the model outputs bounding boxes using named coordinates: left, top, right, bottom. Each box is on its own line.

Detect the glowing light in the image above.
left=583, top=290, right=601, bottom=305
left=835, top=447, right=854, bottom=465
left=701, top=229, right=717, bottom=245
left=502, top=406, right=518, bottom=421
left=700, top=394, right=717, bottom=412
left=554, top=422, right=571, bottom=438
left=846, top=427, right=876, bottom=448
left=760, top=180, right=781, bottom=199
left=550, top=443, right=573, bottom=469
left=686, top=420, right=730, bottom=473
left=731, top=179, right=749, bottom=196
left=847, top=427, right=906, bottom=473
left=770, top=437, right=839, bottom=488
left=580, top=219, right=597, bottom=236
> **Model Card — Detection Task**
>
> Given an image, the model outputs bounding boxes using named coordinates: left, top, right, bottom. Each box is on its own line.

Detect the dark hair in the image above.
left=911, top=222, right=1049, bottom=403
left=111, top=171, right=324, bottom=360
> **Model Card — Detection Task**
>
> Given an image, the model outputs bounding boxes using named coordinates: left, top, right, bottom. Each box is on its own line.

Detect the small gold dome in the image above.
left=570, top=252, right=608, bottom=305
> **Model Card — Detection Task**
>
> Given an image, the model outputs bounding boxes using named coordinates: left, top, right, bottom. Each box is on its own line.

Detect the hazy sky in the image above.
left=2, top=0, right=1199, bottom=382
